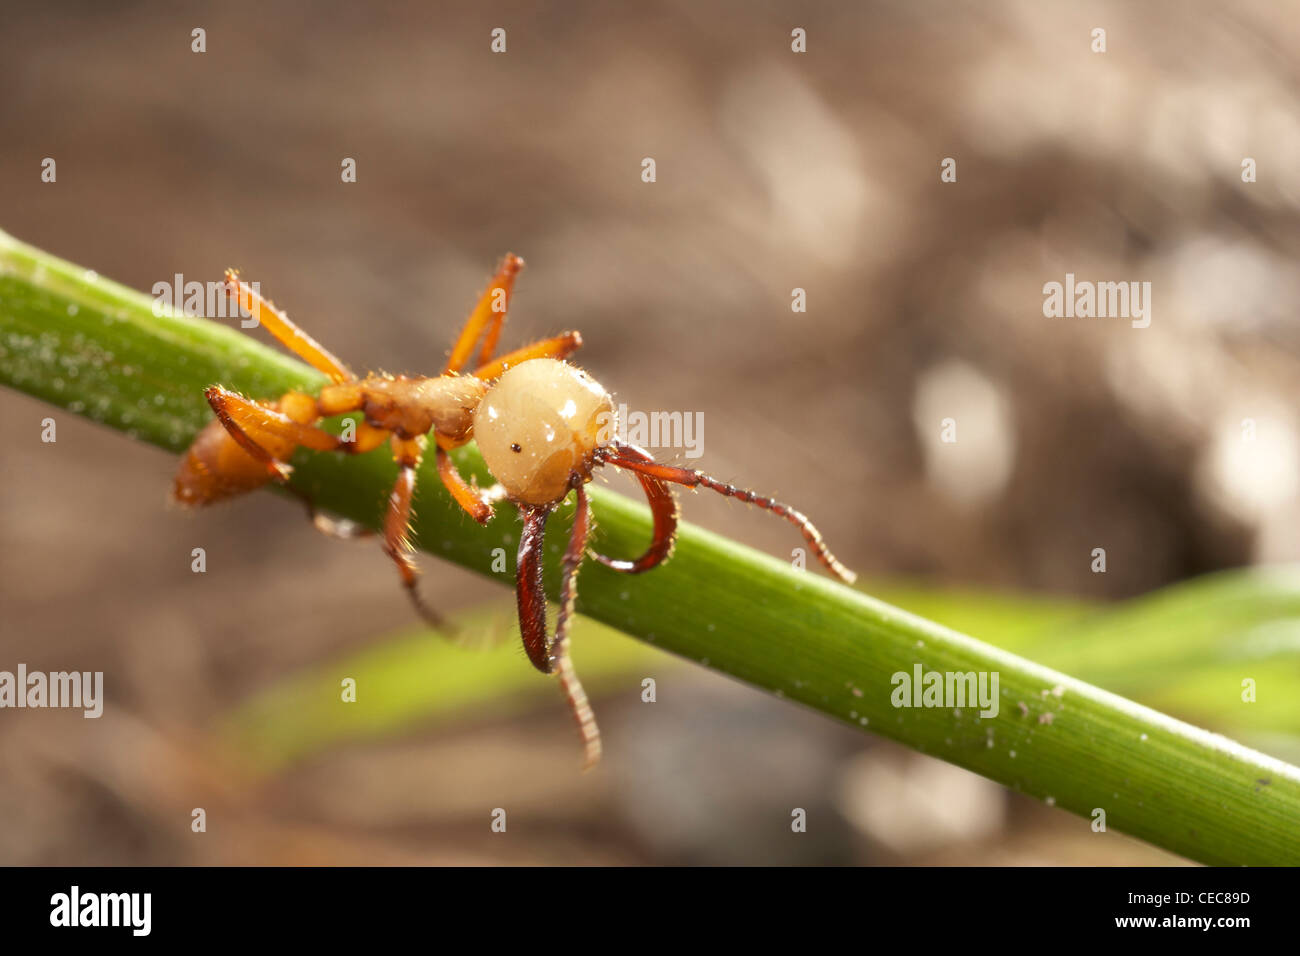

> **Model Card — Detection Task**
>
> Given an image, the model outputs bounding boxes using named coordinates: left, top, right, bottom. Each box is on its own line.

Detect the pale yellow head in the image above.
left=474, top=358, right=615, bottom=507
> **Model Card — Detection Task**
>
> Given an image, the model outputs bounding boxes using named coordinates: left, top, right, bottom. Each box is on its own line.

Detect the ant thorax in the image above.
left=474, top=358, right=614, bottom=507
left=352, top=374, right=488, bottom=443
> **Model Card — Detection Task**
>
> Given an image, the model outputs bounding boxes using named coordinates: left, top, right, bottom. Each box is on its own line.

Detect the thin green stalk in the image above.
left=2, top=228, right=1297, bottom=865
left=225, top=570, right=1300, bottom=773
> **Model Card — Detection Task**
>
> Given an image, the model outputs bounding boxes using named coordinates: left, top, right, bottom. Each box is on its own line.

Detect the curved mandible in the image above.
left=591, top=442, right=680, bottom=574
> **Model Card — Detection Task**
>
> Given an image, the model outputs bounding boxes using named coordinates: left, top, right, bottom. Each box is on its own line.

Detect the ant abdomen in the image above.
left=174, top=403, right=290, bottom=505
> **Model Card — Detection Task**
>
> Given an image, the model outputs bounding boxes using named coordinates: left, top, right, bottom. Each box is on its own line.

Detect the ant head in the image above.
left=474, top=358, right=616, bottom=507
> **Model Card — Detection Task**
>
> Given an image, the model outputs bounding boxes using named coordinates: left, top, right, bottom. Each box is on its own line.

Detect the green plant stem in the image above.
left=2, top=228, right=1297, bottom=865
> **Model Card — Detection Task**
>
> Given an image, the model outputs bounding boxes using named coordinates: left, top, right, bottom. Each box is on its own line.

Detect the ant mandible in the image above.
left=174, top=255, right=856, bottom=768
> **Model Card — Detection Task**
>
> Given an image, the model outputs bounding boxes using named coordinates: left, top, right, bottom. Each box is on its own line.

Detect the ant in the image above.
left=175, top=255, right=856, bottom=768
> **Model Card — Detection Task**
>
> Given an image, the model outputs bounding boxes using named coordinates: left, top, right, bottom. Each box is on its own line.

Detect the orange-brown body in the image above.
left=174, top=373, right=487, bottom=506
left=175, top=256, right=853, bottom=770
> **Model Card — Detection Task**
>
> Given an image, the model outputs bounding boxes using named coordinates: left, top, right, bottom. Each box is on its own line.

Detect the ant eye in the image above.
left=511, top=443, right=522, bottom=453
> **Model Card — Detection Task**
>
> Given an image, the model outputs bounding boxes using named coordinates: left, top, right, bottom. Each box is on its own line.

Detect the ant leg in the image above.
left=383, top=436, right=449, bottom=630
left=313, top=384, right=394, bottom=460
left=435, top=443, right=494, bottom=525
left=282, top=389, right=389, bottom=454
left=514, top=481, right=600, bottom=764
left=594, top=442, right=857, bottom=585
left=590, top=444, right=679, bottom=574
left=316, top=382, right=368, bottom=417
left=555, top=481, right=600, bottom=769
left=557, top=655, right=601, bottom=771
left=514, top=478, right=601, bottom=766
left=212, top=386, right=386, bottom=460
left=276, top=389, right=390, bottom=534
left=444, top=254, right=525, bottom=374
left=205, top=385, right=390, bottom=538
left=224, top=270, right=355, bottom=383
left=205, top=386, right=343, bottom=481
left=471, top=331, right=583, bottom=381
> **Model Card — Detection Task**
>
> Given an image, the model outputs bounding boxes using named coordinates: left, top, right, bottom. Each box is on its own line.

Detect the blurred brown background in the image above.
left=1, top=0, right=1298, bottom=864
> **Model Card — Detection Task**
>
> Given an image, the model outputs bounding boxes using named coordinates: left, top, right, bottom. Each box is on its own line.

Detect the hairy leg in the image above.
left=595, top=442, right=856, bottom=584
left=205, top=387, right=341, bottom=481
left=444, top=254, right=525, bottom=374
left=382, top=436, right=448, bottom=630
left=554, top=482, right=600, bottom=769
left=435, top=445, right=496, bottom=525
left=472, top=331, right=582, bottom=381
left=224, top=270, right=355, bottom=383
